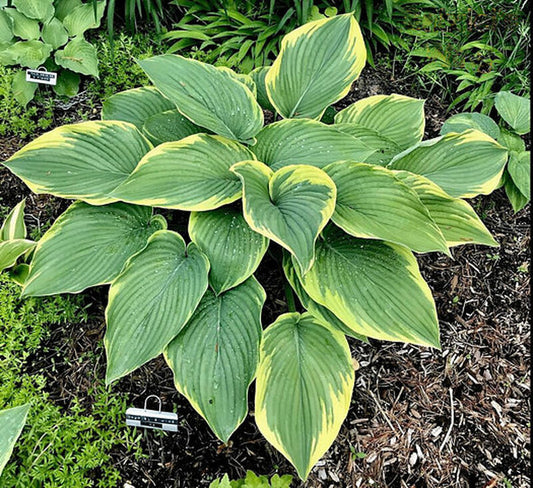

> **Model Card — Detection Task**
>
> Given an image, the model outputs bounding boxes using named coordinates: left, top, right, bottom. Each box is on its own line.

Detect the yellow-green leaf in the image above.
left=335, top=94, right=425, bottom=149
left=102, top=86, right=175, bottom=129
left=165, top=277, right=265, bottom=442
left=255, top=312, right=354, bottom=479
left=393, top=170, right=498, bottom=247
left=105, top=230, right=210, bottom=383
left=0, top=239, right=35, bottom=272
left=0, top=404, right=30, bottom=476
left=3, top=121, right=152, bottom=204
left=112, top=134, right=254, bottom=210
left=388, top=130, right=508, bottom=198
left=266, top=14, right=366, bottom=119
left=189, top=208, right=269, bottom=295
left=0, top=199, right=27, bottom=241
left=295, top=226, right=440, bottom=347
left=251, top=119, right=376, bottom=171
left=139, top=55, right=263, bottom=143
left=22, top=202, right=165, bottom=297
left=231, top=161, right=336, bottom=273
left=324, top=161, right=449, bottom=254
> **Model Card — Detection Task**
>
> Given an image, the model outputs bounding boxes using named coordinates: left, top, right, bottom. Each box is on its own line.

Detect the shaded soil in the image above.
left=0, top=58, right=530, bottom=487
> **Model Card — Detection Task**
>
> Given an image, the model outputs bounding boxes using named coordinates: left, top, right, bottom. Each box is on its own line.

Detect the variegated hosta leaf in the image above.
left=334, top=94, right=425, bottom=150
left=105, top=230, right=209, bottom=384
left=165, top=277, right=266, bottom=442
left=249, top=66, right=275, bottom=112
left=0, top=404, right=30, bottom=476
left=0, top=239, right=35, bottom=272
left=231, top=161, right=336, bottom=273
left=189, top=208, right=269, bottom=295
left=295, top=226, right=440, bottom=347
left=265, top=14, right=365, bottom=119
left=251, top=119, right=376, bottom=171
left=0, top=199, right=26, bottom=241
left=393, top=170, right=498, bottom=247
left=3, top=121, right=152, bottom=204
left=255, top=312, right=355, bottom=479
left=112, top=134, right=254, bottom=210
left=508, top=151, right=530, bottom=199
left=334, top=123, right=402, bottom=166
left=12, top=0, right=54, bottom=22
left=495, top=91, right=530, bottom=135
left=22, top=202, right=165, bottom=297
left=388, top=130, right=508, bottom=198
left=142, top=109, right=203, bottom=146
left=440, top=112, right=500, bottom=140
left=282, top=252, right=368, bottom=342
left=324, top=161, right=449, bottom=254
left=102, top=86, right=175, bottom=129
left=139, top=55, right=263, bottom=143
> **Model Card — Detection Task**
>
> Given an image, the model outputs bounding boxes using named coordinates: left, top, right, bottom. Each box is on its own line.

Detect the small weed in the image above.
left=350, top=445, right=367, bottom=460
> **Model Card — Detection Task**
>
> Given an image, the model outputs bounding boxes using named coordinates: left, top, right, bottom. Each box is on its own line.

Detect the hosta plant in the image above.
left=441, top=91, right=530, bottom=212
left=2, top=14, right=509, bottom=479
left=0, top=0, right=106, bottom=105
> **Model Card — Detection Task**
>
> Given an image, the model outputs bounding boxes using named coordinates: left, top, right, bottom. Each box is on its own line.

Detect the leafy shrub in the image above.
left=441, top=91, right=530, bottom=212
left=0, top=0, right=107, bottom=105
left=210, top=471, right=293, bottom=488
left=1, top=14, right=509, bottom=479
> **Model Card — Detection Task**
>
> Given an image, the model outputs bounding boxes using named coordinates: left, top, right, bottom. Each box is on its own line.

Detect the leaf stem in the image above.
left=285, top=282, right=297, bottom=312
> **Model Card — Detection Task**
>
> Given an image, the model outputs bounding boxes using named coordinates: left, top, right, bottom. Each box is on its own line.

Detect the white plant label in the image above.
left=26, top=69, right=57, bottom=86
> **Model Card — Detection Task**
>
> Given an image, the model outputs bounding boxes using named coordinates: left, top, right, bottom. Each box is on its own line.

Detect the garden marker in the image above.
left=25, top=67, right=57, bottom=86
left=125, top=395, right=178, bottom=432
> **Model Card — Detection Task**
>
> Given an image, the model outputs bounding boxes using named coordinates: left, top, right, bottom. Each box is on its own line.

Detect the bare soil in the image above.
left=0, top=59, right=530, bottom=488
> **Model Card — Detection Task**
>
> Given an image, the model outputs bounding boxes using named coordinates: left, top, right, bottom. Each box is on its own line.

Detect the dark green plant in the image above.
left=0, top=0, right=107, bottom=105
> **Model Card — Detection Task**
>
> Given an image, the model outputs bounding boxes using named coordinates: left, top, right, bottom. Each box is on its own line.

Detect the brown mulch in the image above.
left=0, top=59, right=530, bottom=488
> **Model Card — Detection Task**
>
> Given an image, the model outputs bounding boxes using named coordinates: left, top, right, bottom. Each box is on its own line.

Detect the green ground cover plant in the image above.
left=0, top=273, right=145, bottom=487
left=0, top=0, right=108, bottom=105
left=441, top=90, right=530, bottom=212
left=1, top=14, right=512, bottom=479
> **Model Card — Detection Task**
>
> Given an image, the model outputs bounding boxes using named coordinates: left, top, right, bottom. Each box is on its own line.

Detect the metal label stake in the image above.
left=126, top=395, right=178, bottom=432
